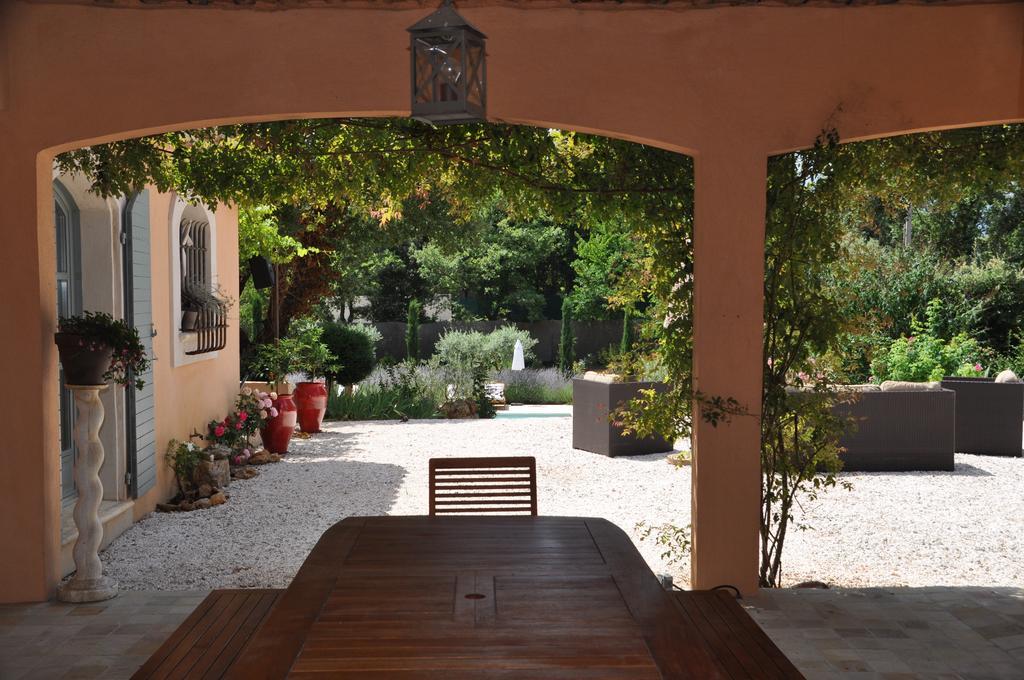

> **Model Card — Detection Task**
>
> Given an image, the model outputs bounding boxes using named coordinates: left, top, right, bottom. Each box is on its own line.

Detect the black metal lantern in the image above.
left=408, top=0, right=486, bottom=125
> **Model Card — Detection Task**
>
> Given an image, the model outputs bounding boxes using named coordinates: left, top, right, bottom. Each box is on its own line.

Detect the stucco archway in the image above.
left=1, top=0, right=1023, bottom=602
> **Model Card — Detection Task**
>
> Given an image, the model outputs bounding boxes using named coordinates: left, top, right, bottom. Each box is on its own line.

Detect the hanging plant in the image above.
left=55, top=311, right=149, bottom=390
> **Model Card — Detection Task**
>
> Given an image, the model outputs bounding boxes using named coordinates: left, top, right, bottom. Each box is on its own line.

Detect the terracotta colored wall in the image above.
left=0, top=0, right=1020, bottom=601
left=137, top=193, right=239, bottom=520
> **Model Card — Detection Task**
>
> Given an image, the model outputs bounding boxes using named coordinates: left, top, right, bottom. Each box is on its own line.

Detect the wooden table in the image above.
left=227, top=516, right=725, bottom=679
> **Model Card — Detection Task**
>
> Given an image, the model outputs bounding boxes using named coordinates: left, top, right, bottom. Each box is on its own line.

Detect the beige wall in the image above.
left=139, top=192, right=239, bottom=519
left=0, top=0, right=1020, bottom=601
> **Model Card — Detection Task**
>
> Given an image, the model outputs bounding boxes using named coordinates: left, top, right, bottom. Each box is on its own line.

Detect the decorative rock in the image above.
left=196, top=483, right=213, bottom=499
left=249, top=449, right=273, bottom=465
left=440, top=399, right=476, bottom=419
left=232, top=466, right=260, bottom=480
left=269, top=453, right=282, bottom=463
left=194, top=498, right=212, bottom=510
left=179, top=501, right=194, bottom=512
left=156, top=503, right=179, bottom=513
left=194, top=459, right=230, bottom=488
left=209, top=491, right=227, bottom=506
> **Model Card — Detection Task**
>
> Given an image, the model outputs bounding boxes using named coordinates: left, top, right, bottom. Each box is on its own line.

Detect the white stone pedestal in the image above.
left=57, top=384, right=118, bottom=603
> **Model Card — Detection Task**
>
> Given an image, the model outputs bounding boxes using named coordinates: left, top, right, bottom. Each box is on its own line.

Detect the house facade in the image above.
left=1, top=0, right=1022, bottom=602
left=50, top=171, right=239, bottom=577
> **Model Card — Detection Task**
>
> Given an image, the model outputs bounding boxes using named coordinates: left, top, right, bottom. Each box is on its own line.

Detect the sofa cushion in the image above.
left=843, top=384, right=881, bottom=392
left=880, top=380, right=940, bottom=392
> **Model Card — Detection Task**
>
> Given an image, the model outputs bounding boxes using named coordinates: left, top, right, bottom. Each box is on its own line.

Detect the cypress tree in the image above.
left=558, top=298, right=575, bottom=376
left=620, top=307, right=635, bottom=355
left=406, top=299, right=422, bottom=361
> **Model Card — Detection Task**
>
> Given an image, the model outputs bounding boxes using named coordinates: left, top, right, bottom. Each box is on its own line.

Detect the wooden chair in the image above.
left=429, top=456, right=538, bottom=515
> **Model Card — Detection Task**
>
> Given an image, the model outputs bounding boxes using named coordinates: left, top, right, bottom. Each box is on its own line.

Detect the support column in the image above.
left=0, top=140, right=61, bottom=603
left=690, top=145, right=766, bottom=595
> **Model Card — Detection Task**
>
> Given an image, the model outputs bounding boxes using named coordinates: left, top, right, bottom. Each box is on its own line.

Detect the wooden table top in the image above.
left=226, top=516, right=725, bottom=679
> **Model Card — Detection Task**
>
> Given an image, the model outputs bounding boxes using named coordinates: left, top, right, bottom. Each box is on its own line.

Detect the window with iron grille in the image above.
left=179, top=218, right=227, bottom=355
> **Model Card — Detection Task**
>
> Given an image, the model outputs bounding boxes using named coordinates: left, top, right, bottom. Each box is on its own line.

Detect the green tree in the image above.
left=568, top=221, right=639, bottom=320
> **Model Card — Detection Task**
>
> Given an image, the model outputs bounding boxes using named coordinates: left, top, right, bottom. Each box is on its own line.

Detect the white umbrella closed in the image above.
left=511, top=339, right=526, bottom=371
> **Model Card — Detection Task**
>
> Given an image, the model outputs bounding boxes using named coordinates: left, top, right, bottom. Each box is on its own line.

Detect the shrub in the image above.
left=484, top=326, right=537, bottom=371
left=473, top=364, right=497, bottom=419
left=252, top=320, right=336, bottom=383
left=871, top=299, right=985, bottom=382
left=326, top=362, right=442, bottom=420
left=322, top=322, right=380, bottom=388
left=494, top=368, right=573, bottom=404
left=432, top=327, right=538, bottom=397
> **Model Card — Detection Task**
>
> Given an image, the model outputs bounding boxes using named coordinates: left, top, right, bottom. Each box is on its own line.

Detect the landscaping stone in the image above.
left=193, top=459, right=230, bottom=489
left=209, top=492, right=227, bottom=506
left=194, top=498, right=212, bottom=510
left=232, top=466, right=260, bottom=480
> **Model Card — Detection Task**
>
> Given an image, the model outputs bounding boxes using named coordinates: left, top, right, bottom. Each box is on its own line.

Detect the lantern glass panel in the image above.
left=465, top=40, right=484, bottom=108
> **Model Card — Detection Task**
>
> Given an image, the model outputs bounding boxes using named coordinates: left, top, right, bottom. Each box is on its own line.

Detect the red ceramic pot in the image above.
left=260, top=393, right=297, bottom=454
left=294, top=381, right=328, bottom=433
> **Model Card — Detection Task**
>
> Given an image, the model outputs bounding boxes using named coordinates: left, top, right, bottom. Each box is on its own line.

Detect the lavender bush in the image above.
left=494, top=368, right=573, bottom=404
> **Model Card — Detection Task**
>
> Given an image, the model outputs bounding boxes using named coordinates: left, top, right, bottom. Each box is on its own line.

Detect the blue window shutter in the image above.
left=127, top=191, right=157, bottom=497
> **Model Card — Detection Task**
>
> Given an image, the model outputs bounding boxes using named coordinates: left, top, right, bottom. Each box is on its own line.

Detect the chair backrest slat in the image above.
left=428, top=456, right=537, bottom=516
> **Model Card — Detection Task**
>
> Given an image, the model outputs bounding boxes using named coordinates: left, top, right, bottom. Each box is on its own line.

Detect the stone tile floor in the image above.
left=747, top=586, right=1024, bottom=679
left=0, top=586, right=1022, bottom=678
left=0, top=591, right=204, bottom=679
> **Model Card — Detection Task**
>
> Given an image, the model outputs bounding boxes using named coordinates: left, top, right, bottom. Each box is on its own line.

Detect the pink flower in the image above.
left=235, top=422, right=243, bottom=430
left=238, top=411, right=249, bottom=422
left=974, top=363, right=982, bottom=371
left=214, top=425, right=226, bottom=438
left=269, top=407, right=279, bottom=418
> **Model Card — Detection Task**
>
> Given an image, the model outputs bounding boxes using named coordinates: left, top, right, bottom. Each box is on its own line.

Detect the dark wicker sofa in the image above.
left=940, top=377, right=1024, bottom=457
left=833, top=387, right=955, bottom=472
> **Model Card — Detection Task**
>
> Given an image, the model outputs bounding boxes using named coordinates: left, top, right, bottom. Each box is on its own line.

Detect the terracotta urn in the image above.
left=260, top=393, right=297, bottom=454
left=294, top=381, right=328, bottom=433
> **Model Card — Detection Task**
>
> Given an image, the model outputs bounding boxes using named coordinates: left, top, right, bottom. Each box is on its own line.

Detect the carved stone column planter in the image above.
left=57, top=385, right=118, bottom=603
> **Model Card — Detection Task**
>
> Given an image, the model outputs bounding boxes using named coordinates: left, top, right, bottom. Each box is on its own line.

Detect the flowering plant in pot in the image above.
left=250, top=339, right=312, bottom=453
left=286, top=320, right=338, bottom=434
left=207, top=388, right=276, bottom=465
left=55, top=311, right=149, bottom=389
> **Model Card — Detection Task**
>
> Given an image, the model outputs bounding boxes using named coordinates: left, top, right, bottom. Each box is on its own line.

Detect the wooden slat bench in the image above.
left=673, top=590, right=805, bottom=679
left=131, top=589, right=282, bottom=680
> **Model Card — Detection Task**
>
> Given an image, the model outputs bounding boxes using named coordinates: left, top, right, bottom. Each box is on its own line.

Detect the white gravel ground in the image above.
left=102, top=412, right=1024, bottom=590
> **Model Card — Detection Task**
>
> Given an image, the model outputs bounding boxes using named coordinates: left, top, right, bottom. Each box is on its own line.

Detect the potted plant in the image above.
left=55, top=311, right=149, bottom=389
left=251, top=338, right=304, bottom=453
left=181, top=282, right=230, bottom=332
left=282, top=320, right=337, bottom=434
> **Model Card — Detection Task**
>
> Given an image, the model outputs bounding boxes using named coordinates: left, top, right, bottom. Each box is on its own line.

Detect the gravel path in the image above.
left=102, top=413, right=1024, bottom=590
left=102, top=413, right=691, bottom=590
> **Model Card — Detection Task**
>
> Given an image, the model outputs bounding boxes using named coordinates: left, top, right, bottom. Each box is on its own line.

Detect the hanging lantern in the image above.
left=408, top=0, right=486, bottom=125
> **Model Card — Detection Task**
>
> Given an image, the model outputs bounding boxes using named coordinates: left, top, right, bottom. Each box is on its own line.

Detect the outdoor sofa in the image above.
left=832, top=383, right=955, bottom=472
left=940, top=377, right=1024, bottom=457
